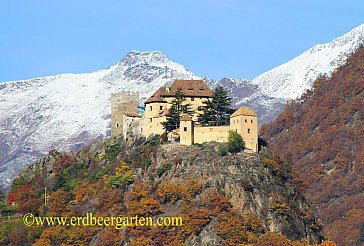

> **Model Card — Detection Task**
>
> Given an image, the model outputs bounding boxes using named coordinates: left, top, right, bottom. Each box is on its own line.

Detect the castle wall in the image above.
left=193, top=126, right=230, bottom=144
left=181, top=115, right=258, bottom=153
left=122, top=115, right=142, bottom=139
left=111, top=91, right=139, bottom=136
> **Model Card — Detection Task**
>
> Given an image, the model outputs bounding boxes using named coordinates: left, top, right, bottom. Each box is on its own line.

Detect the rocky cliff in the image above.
left=6, top=135, right=326, bottom=245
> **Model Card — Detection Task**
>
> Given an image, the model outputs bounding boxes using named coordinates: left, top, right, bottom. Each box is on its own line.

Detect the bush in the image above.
left=227, top=130, right=245, bottom=154
left=218, top=144, right=228, bottom=156
left=147, top=134, right=161, bottom=146
left=107, top=144, right=121, bottom=162
left=156, top=163, right=173, bottom=177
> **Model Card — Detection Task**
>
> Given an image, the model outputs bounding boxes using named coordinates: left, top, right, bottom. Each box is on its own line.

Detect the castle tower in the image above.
left=180, top=115, right=194, bottom=145
left=111, top=91, right=139, bottom=136
left=230, top=106, right=258, bottom=152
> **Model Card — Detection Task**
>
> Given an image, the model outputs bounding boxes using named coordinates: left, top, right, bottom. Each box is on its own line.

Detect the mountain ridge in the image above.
left=252, top=23, right=364, bottom=99
left=1, top=23, right=364, bottom=187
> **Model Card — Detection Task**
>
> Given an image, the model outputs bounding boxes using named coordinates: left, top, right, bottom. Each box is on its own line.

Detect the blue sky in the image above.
left=0, top=0, right=363, bottom=82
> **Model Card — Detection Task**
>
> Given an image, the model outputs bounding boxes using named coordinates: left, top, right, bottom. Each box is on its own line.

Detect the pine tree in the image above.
left=198, top=86, right=234, bottom=126
left=162, top=89, right=194, bottom=132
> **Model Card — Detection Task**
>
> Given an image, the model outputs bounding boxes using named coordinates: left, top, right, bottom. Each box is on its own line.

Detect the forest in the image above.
left=261, top=46, right=364, bottom=246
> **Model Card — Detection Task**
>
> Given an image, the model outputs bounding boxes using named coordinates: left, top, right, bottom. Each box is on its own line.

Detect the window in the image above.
left=191, top=97, right=194, bottom=101
left=160, top=105, right=163, bottom=110
left=184, top=127, right=188, bottom=132
left=150, top=106, right=152, bottom=111
left=251, top=119, right=253, bottom=123
left=245, top=119, right=247, bottom=123
left=248, top=128, right=251, bottom=133
left=235, top=129, right=237, bottom=132
left=116, top=122, right=119, bottom=127
left=149, top=118, right=152, bottom=122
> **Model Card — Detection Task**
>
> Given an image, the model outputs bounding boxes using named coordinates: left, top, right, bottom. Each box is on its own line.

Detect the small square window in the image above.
left=248, top=128, right=251, bottom=133
left=149, top=118, right=152, bottom=122
left=245, top=119, right=247, bottom=123
left=184, top=127, right=188, bottom=132
left=191, top=97, right=194, bottom=101
left=251, top=119, right=253, bottom=123
left=160, top=106, right=163, bottom=110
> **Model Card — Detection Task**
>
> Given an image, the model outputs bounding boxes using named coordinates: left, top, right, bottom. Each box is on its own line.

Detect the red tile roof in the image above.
left=230, top=106, right=257, bottom=117
left=145, top=80, right=213, bottom=104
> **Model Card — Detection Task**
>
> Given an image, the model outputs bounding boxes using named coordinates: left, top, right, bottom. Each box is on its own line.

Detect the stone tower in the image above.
left=180, top=115, right=194, bottom=145
left=111, top=91, right=139, bottom=136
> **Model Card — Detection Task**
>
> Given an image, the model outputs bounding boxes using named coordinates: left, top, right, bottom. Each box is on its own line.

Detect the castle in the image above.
left=111, top=80, right=258, bottom=152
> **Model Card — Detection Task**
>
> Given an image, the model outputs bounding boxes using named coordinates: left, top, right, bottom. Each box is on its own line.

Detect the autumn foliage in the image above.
left=261, top=46, right=364, bottom=245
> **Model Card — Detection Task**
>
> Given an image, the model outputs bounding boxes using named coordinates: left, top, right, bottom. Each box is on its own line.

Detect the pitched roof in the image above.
left=144, top=94, right=167, bottom=104
left=123, top=112, right=142, bottom=117
left=180, top=114, right=193, bottom=121
left=145, top=80, right=213, bottom=104
left=230, top=106, right=257, bottom=117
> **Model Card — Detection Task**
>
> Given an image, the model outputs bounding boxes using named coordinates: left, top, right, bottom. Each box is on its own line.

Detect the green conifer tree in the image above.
left=198, top=86, right=234, bottom=126
left=162, top=89, right=194, bottom=132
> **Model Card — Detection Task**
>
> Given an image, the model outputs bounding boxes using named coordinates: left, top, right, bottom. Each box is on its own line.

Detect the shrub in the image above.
left=107, top=144, right=121, bottom=162
left=227, top=130, right=245, bottom=154
left=147, top=134, right=161, bottom=146
left=218, top=144, right=228, bottom=156
left=106, top=161, right=134, bottom=188
left=156, top=163, right=173, bottom=177
left=142, top=158, right=152, bottom=168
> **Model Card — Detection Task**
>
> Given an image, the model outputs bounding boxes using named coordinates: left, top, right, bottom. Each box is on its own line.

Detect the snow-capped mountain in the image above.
left=0, top=51, right=198, bottom=187
left=252, top=24, right=364, bottom=99
left=1, top=23, right=363, bottom=188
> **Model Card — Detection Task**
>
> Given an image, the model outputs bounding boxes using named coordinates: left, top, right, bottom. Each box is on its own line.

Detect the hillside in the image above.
left=0, top=135, right=328, bottom=245
left=261, top=46, right=364, bottom=246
